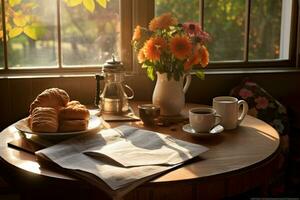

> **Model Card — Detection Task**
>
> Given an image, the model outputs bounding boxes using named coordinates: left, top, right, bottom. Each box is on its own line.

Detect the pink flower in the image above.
left=182, top=22, right=210, bottom=44
left=183, top=22, right=201, bottom=35
left=239, top=88, right=253, bottom=99
left=255, top=96, right=269, bottom=109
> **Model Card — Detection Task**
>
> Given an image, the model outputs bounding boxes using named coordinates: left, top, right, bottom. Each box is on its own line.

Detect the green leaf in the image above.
left=65, top=0, right=83, bottom=7
left=83, top=0, right=95, bottom=12
left=24, top=25, right=37, bottom=40
left=13, top=16, right=27, bottom=27
left=195, top=70, right=205, bottom=80
left=96, top=0, right=107, bottom=8
left=174, top=71, right=180, bottom=81
left=6, top=23, right=12, bottom=31
left=167, top=72, right=172, bottom=80
left=9, top=0, right=22, bottom=7
left=147, top=66, right=155, bottom=81
left=9, top=27, right=23, bottom=38
left=141, top=64, right=148, bottom=69
left=144, top=60, right=154, bottom=67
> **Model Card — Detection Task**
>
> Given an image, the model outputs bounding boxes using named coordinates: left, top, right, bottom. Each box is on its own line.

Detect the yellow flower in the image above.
left=132, top=25, right=141, bottom=41
left=138, top=47, right=146, bottom=63
left=199, top=45, right=209, bottom=67
left=144, top=37, right=166, bottom=61
left=149, top=13, right=178, bottom=31
left=170, top=35, right=192, bottom=60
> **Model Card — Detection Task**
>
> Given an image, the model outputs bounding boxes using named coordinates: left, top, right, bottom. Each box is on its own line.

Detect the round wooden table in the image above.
left=0, top=102, right=280, bottom=200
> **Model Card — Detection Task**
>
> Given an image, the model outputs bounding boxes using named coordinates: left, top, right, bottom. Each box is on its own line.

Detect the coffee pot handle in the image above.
left=183, top=74, right=191, bottom=94
left=124, top=85, right=134, bottom=99
left=237, top=100, right=249, bottom=125
left=94, top=74, right=104, bottom=107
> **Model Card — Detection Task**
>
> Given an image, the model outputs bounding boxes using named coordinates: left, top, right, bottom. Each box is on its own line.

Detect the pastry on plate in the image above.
left=29, top=88, right=70, bottom=114
left=59, top=101, right=90, bottom=120
left=58, top=119, right=88, bottom=132
left=30, top=107, right=58, bottom=133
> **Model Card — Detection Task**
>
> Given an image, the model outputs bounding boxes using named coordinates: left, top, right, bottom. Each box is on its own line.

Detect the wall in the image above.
left=1, top=72, right=300, bottom=130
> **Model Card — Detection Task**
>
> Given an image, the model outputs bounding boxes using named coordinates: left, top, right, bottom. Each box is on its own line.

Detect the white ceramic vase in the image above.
left=152, top=72, right=191, bottom=116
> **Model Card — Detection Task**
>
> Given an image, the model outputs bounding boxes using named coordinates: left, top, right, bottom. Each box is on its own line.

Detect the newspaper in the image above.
left=36, top=125, right=208, bottom=199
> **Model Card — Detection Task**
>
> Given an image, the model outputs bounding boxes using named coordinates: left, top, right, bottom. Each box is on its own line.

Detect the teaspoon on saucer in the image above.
left=182, top=124, right=224, bottom=137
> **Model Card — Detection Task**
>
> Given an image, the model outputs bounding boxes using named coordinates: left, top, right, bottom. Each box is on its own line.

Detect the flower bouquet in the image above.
left=132, top=12, right=210, bottom=81
left=132, top=13, right=211, bottom=116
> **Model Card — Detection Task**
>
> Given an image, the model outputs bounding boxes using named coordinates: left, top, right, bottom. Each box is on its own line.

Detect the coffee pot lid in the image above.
left=102, top=55, right=124, bottom=72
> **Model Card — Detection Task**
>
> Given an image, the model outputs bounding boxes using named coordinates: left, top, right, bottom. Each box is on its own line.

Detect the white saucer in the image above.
left=182, top=124, right=224, bottom=137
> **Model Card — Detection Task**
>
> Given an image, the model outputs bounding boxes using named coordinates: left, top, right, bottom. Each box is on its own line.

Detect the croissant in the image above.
left=59, top=101, right=90, bottom=120
left=59, top=119, right=88, bottom=132
left=31, top=107, right=58, bottom=133
left=29, top=88, right=70, bottom=114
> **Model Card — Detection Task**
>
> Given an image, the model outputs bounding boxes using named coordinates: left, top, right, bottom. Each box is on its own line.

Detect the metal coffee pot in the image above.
left=95, top=57, right=134, bottom=114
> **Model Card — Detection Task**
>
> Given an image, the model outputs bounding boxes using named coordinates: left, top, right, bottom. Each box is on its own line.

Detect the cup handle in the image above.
left=237, top=100, right=248, bottom=125
left=124, top=84, right=134, bottom=99
left=214, top=114, right=222, bottom=126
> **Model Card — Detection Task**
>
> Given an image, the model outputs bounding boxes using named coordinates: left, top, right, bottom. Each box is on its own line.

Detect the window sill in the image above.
left=202, top=67, right=300, bottom=75
left=0, top=67, right=299, bottom=80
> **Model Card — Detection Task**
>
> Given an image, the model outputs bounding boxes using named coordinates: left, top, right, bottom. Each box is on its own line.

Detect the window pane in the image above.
left=249, top=0, right=285, bottom=60
left=0, top=2, right=4, bottom=68
left=6, top=0, right=57, bottom=68
left=204, top=0, right=245, bottom=61
left=155, top=0, right=200, bottom=22
left=61, top=0, right=120, bottom=66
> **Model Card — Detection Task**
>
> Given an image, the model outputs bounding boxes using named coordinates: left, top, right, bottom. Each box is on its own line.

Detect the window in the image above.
left=0, top=0, right=130, bottom=73
left=61, top=0, right=120, bottom=66
left=6, top=0, right=57, bottom=68
left=0, top=0, right=298, bottom=74
left=155, top=0, right=297, bottom=69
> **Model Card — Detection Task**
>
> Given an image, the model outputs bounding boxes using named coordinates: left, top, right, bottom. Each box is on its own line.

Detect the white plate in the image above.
left=15, top=115, right=102, bottom=136
left=182, top=124, right=224, bottom=137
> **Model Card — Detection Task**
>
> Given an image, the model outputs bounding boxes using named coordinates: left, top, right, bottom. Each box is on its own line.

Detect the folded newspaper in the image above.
left=36, top=125, right=208, bottom=199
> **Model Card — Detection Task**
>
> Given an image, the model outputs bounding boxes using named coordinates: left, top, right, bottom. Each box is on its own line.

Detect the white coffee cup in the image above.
left=189, top=107, right=222, bottom=133
left=213, top=96, right=248, bottom=130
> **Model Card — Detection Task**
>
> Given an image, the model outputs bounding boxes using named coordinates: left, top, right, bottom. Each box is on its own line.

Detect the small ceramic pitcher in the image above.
left=152, top=72, right=191, bottom=116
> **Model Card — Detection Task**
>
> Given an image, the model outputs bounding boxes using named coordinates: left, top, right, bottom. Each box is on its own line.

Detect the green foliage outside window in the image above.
left=156, top=0, right=283, bottom=61
left=0, top=0, right=111, bottom=67
left=2, top=0, right=43, bottom=40
left=64, top=0, right=109, bottom=12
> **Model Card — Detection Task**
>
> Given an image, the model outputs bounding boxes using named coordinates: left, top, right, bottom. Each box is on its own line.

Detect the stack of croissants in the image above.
left=28, top=88, right=90, bottom=133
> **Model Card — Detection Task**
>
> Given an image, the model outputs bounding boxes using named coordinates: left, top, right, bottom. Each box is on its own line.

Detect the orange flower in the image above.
left=170, top=36, right=192, bottom=60
left=137, top=47, right=146, bottom=63
left=143, top=37, right=166, bottom=61
left=199, top=45, right=209, bottom=67
left=184, top=51, right=200, bottom=71
left=132, top=25, right=141, bottom=41
left=149, top=13, right=178, bottom=31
